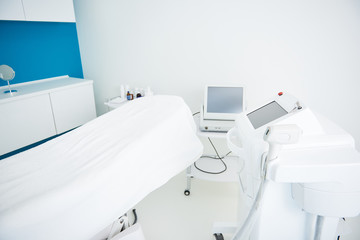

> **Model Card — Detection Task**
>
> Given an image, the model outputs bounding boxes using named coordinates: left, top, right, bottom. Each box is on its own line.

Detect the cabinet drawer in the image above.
left=50, top=84, right=96, bottom=134
left=0, top=94, right=56, bottom=155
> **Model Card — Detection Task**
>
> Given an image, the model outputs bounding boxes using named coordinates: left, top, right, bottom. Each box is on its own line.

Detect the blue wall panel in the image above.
left=0, top=21, right=83, bottom=86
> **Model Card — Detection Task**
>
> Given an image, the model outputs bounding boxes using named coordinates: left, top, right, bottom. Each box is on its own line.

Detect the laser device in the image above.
left=223, top=92, right=360, bottom=240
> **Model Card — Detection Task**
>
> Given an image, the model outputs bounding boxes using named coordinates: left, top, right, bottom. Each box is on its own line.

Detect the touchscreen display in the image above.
left=207, top=87, right=244, bottom=114
left=247, top=101, right=288, bottom=129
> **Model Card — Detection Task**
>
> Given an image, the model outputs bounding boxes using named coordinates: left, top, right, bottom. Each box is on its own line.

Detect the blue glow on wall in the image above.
left=0, top=21, right=83, bottom=86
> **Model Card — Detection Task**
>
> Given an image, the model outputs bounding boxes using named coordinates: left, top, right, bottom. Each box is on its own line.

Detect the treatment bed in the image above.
left=0, top=95, right=203, bottom=240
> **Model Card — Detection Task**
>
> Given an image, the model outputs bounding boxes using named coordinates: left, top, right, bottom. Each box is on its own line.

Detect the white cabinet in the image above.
left=0, top=0, right=75, bottom=22
left=22, top=0, right=75, bottom=22
left=0, top=0, right=25, bottom=21
left=0, top=94, right=56, bottom=155
left=0, top=76, right=96, bottom=156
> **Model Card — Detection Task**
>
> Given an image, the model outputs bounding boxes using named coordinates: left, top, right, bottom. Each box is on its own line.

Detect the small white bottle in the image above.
left=145, top=87, right=153, bottom=96
left=120, top=85, right=125, bottom=99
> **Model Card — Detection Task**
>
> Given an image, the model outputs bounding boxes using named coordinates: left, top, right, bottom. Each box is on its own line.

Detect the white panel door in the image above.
left=0, top=94, right=56, bottom=155
left=50, top=84, right=96, bottom=134
left=22, top=0, right=75, bottom=22
left=0, top=0, right=25, bottom=20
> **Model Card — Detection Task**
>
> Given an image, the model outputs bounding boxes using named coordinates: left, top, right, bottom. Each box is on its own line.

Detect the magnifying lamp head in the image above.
left=0, top=65, right=15, bottom=81
left=0, top=65, right=17, bottom=95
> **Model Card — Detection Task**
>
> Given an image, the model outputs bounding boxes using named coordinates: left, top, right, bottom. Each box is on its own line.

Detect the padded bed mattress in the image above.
left=0, top=95, right=203, bottom=240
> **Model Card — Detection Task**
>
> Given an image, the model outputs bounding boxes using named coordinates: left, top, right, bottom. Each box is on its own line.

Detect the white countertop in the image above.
left=0, top=76, right=93, bottom=103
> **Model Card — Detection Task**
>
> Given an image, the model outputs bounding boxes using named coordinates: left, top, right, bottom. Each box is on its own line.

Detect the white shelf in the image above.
left=0, top=76, right=92, bottom=103
left=104, top=97, right=128, bottom=110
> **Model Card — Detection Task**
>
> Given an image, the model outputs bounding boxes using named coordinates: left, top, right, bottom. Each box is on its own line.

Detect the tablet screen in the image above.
left=247, top=101, right=288, bottom=129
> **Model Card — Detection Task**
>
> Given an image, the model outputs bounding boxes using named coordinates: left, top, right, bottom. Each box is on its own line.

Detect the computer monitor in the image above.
left=203, top=85, right=245, bottom=121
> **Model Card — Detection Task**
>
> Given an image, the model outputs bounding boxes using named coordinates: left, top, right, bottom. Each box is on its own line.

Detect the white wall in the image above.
left=73, top=1, right=360, bottom=238
left=73, top=0, right=360, bottom=150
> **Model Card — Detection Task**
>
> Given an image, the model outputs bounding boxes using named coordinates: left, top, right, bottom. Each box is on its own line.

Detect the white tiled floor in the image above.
left=134, top=171, right=239, bottom=240
left=134, top=170, right=360, bottom=240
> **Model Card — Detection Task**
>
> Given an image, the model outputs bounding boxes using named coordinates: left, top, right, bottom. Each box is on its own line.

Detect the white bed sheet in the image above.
left=0, top=95, right=203, bottom=240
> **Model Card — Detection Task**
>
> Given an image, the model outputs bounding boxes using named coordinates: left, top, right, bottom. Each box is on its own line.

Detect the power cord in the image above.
left=192, top=111, right=229, bottom=174
left=132, top=209, right=137, bottom=224
left=194, top=137, right=230, bottom=174
left=337, top=218, right=346, bottom=240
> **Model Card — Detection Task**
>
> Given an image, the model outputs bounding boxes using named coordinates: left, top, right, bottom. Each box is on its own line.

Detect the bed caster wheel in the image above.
left=213, top=233, right=224, bottom=240
left=184, top=190, right=190, bottom=196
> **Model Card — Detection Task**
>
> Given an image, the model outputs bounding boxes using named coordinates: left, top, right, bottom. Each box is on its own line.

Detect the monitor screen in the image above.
left=205, top=86, right=244, bottom=119
left=247, top=101, right=288, bottom=129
